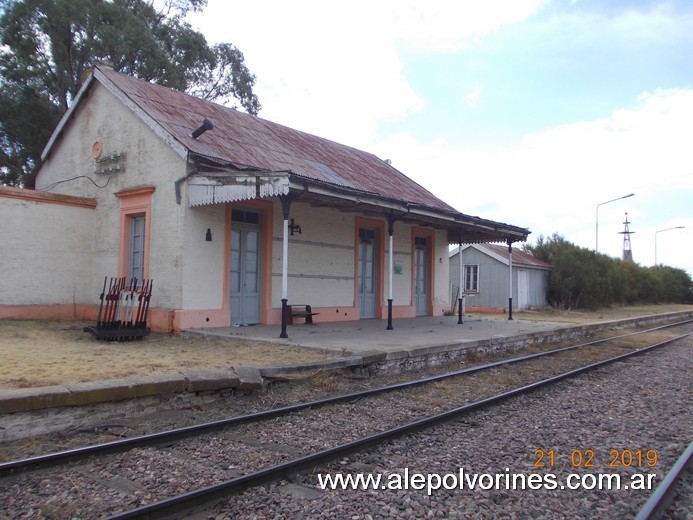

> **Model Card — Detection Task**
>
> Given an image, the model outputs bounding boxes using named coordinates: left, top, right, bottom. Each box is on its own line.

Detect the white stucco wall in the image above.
left=433, top=229, right=450, bottom=312
left=266, top=203, right=451, bottom=315
left=270, top=200, right=356, bottom=308
left=35, top=83, right=187, bottom=310
left=389, top=228, right=413, bottom=305
left=181, top=203, right=226, bottom=309
left=0, top=193, right=94, bottom=305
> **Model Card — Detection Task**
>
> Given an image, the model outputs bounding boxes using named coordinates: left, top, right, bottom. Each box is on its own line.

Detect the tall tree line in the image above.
left=0, top=0, right=260, bottom=187
left=525, top=234, right=693, bottom=309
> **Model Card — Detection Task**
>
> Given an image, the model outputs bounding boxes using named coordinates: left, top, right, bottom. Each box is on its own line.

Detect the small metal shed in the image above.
left=449, top=243, right=552, bottom=312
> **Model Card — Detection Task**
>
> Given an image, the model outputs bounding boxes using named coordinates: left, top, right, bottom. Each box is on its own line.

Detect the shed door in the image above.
left=518, top=269, right=529, bottom=310
left=358, top=228, right=377, bottom=318
left=414, top=237, right=429, bottom=316
left=230, top=210, right=261, bottom=325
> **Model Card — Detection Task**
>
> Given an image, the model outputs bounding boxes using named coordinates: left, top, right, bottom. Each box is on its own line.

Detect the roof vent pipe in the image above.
left=191, top=118, right=213, bottom=139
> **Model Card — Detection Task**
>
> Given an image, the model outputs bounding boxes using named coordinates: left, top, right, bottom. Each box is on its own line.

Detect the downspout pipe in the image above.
left=175, top=157, right=198, bottom=204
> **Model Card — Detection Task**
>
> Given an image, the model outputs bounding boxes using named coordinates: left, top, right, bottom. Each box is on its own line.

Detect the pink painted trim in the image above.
left=176, top=309, right=230, bottom=330
left=387, top=305, right=416, bottom=319
left=411, top=227, right=436, bottom=315
left=1, top=305, right=178, bottom=333
left=0, top=186, right=96, bottom=208
left=354, top=217, right=386, bottom=318
left=227, top=200, right=274, bottom=325
left=0, top=304, right=96, bottom=321
left=116, top=187, right=154, bottom=279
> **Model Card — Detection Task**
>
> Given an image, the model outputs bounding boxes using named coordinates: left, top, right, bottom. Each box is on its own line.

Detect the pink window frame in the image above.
left=115, top=187, right=154, bottom=280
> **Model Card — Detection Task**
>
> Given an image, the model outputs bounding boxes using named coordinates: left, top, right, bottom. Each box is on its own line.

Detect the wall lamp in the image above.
left=288, top=218, right=302, bottom=236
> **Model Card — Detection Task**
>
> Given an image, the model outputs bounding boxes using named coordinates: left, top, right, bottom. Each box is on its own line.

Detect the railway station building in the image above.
left=0, top=65, right=530, bottom=333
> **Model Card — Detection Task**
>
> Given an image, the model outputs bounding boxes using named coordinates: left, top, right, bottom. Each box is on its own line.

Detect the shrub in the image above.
left=525, top=234, right=692, bottom=309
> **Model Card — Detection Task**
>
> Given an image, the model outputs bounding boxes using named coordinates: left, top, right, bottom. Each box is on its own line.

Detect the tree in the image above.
left=0, top=0, right=261, bottom=187
left=526, top=233, right=693, bottom=309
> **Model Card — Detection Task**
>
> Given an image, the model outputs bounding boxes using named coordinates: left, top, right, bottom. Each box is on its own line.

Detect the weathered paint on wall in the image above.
left=433, top=229, right=451, bottom=315
left=35, top=83, right=186, bottom=312
left=271, top=200, right=356, bottom=309
left=0, top=188, right=95, bottom=313
left=450, top=245, right=549, bottom=311
left=172, top=197, right=454, bottom=328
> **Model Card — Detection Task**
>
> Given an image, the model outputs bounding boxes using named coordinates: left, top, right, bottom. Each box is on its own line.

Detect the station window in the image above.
left=115, top=186, right=153, bottom=283
left=128, top=215, right=146, bottom=282
left=464, top=264, right=479, bottom=293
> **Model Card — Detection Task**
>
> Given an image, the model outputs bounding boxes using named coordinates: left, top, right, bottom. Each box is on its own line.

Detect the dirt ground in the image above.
left=0, top=321, right=337, bottom=390
left=0, top=304, right=690, bottom=390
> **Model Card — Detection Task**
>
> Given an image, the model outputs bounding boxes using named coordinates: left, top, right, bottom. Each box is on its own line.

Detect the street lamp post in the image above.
left=654, top=226, right=685, bottom=267
left=595, top=193, right=634, bottom=252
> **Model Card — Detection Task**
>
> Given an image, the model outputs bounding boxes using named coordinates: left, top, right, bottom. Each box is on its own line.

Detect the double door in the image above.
left=230, top=210, right=261, bottom=325
left=414, top=237, right=429, bottom=316
left=358, top=228, right=377, bottom=318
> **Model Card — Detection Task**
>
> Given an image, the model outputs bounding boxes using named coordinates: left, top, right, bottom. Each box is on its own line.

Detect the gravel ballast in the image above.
left=215, top=337, right=692, bottom=519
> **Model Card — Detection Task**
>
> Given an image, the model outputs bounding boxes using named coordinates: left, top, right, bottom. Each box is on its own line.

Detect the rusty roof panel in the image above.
left=483, top=244, right=552, bottom=269
left=98, top=66, right=456, bottom=212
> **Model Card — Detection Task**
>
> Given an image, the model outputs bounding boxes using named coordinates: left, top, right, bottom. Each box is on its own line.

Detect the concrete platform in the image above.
left=182, top=315, right=571, bottom=354
left=183, top=315, right=586, bottom=376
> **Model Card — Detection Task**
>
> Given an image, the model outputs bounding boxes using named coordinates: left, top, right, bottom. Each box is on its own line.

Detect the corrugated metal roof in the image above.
left=96, top=66, right=456, bottom=213
left=39, top=65, right=531, bottom=243
left=455, top=243, right=552, bottom=269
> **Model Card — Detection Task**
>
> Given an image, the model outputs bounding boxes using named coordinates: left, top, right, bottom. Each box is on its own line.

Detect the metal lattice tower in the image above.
left=619, top=212, right=635, bottom=262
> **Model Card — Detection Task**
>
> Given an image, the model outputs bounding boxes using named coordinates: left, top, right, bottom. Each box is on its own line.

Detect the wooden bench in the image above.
left=286, top=304, right=319, bottom=325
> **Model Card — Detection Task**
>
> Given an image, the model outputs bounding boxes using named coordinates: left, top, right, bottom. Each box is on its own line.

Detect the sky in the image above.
left=189, top=0, right=693, bottom=276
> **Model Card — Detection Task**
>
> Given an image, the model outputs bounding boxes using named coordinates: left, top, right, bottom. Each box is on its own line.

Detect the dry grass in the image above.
left=0, top=320, right=336, bottom=390
left=474, top=303, right=692, bottom=324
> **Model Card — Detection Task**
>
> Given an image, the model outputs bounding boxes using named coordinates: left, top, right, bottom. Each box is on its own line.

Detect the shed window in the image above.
left=464, top=264, right=479, bottom=293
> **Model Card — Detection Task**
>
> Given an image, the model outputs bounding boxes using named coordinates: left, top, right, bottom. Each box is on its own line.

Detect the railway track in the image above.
left=634, top=441, right=693, bottom=520
left=1, top=319, right=691, bottom=518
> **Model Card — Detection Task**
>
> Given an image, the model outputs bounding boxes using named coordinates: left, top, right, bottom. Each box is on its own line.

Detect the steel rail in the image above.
left=634, top=440, right=693, bottom=520
left=1, top=319, right=691, bottom=476
left=107, top=331, right=692, bottom=519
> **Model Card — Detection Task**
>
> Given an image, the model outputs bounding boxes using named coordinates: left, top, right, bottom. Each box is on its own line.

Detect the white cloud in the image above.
left=464, top=87, right=482, bottom=106
left=376, top=88, right=693, bottom=272
left=191, top=1, right=422, bottom=148
left=191, top=0, right=547, bottom=148
left=391, top=0, right=548, bottom=53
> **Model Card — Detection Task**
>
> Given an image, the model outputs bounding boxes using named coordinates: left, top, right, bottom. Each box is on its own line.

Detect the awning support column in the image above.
left=386, top=215, right=395, bottom=330
left=507, top=239, right=514, bottom=321
left=458, top=230, right=464, bottom=324
left=279, top=196, right=293, bottom=338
